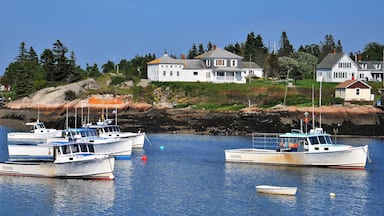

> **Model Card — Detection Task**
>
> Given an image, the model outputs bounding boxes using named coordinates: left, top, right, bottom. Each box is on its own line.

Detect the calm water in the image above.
left=0, top=127, right=383, bottom=216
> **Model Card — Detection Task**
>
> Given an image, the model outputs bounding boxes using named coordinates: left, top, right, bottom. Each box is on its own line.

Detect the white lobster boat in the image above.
left=225, top=128, right=369, bottom=169
left=7, top=120, right=61, bottom=143
left=0, top=141, right=115, bottom=180
left=8, top=128, right=132, bottom=161
left=84, top=119, right=145, bottom=149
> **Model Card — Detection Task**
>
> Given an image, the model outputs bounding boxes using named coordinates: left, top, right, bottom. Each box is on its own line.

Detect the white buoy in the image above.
left=329, top=192, right=336, bottom=198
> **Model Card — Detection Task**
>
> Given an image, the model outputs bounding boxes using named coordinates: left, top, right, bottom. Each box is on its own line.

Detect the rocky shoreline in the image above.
left=1, top=105, right=384, bottom=137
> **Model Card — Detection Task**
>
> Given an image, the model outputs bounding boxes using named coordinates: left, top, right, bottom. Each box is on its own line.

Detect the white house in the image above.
left=316, top=53, right=359, bottom=82
left=335, top=80, right=374, bottom=101
left=242, top=61, right=263, bottom=78
left=316, top=52, right=384, bottom=83
left=355, top=60, right=384, bottom=81
left=147, top=47, right=261, bottom=84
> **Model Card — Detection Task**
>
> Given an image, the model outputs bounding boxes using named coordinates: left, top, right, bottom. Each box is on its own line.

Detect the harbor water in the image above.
left=0, top=126, right=383, bottom=215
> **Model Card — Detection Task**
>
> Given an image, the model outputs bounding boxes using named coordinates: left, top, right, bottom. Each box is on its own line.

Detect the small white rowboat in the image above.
left=255, top=185, right=297, bottom=196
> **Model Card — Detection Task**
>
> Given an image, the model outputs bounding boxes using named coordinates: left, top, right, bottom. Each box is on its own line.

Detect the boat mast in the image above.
left=319, top=76, right=323, bottom=128
left=312, top=85, right=315, bottom=130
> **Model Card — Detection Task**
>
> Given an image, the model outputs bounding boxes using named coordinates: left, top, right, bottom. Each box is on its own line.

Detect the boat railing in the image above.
left=252, top=133, right=280, bottom=149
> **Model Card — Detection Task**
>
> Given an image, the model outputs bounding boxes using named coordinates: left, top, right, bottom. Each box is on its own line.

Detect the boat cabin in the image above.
left=278, top=128, right=339, bottom=152
left=61, top=128, right=99, bottom=139
left=26, top=121, right=52, bottom=133
left=53, top=142, right=96, bottom=162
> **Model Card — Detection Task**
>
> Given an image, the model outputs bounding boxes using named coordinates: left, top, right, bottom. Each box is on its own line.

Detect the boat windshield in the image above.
left=308, top=135, right=333, bottom=145
left=57, top=143, right=96, bottom=155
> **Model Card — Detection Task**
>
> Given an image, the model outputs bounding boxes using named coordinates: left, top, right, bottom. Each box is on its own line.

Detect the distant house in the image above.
left=316, top=53, right=359, bottom=83
left=242, top=61, right=263, bottom=78
left=335, top=80, right=374, bottom=101
left=147, top=47, right=260, bottom=84
left=316, top=52, right=384, bottom=83
left=355, top=60, right=384, bottom=81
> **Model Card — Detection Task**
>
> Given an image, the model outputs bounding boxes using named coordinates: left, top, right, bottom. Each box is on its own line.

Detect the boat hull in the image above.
left=0, top=155, right=115, bottom=180
left=8, top=137, right=132, bottom=161
left=99, top=132, right=145, bottom=149
left=256, top=185, right=297, bottom=196
left=225, top=145, right=368, bottom=169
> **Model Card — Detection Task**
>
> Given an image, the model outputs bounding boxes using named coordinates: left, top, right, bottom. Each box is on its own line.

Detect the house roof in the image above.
left=317, top=53, right=344, bottom=69
left=356, top=61, right=383, bottom=70
left=181, top=59, right=206, bottom=69
left=335, top=80, right=371, bottom=89
left=147, top=54, right=181, bottom=65
left=242, top=61, right=261, bottom=69
left=213, top=67, right=245, bottom=72
left=195, top=47, right=243, bottom=59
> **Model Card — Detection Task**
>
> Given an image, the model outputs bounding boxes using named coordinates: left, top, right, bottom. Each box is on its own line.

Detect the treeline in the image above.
left=186, top=31, right=384, bottom=81
left=2, top=40, right=155, bottom=99
left=2, top=31, right=384, bottom=100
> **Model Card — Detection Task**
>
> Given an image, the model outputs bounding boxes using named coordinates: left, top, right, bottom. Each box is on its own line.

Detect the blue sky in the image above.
left=1, top=0, right=384, bottom=74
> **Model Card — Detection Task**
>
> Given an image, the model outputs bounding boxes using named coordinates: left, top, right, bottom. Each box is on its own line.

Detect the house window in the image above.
left=231, top=59, right=237, bottom=67
left=177, top=71, right=180, bottom=76
left=163, top=71, right=166, bottom=76
left=356, top=88, right=360, bottom=95
left=170, top=71, right=173, bottom=76
left=215, top=59, right=225, bottom=66
left=206, top=59, right=211, bottom=67
left=193, top=72, right=198, bottom=76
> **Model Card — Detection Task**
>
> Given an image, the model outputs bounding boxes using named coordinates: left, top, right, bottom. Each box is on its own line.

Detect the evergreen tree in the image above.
left=319, top=34, right=336, bottom=60
left=40, top=49, right=55, bottom=82
left=102, top=61, right=115, bottom=73
left=198, top=43, right=205, bottom=55
left=207, top=41, right=213, bottom=51
left=336, top=40, right=343, bottom=53
left=188, top=43, right=198, bottom=59
left=225, top=42, right=243, bottom=55
left=298, top=44, right=321, bottom=58
left=52, top=40, right=69, bottom=82
left=263, top=53, right=279, bottom=78
left=277, top=31, right=294, bottom=57
left=86, top=63, right=101, bottom=77
left=361, top=42, right=384, bottom=61
left=67, top=50, right=81, bottom=82
left=27, top=47, right=39, bottom=64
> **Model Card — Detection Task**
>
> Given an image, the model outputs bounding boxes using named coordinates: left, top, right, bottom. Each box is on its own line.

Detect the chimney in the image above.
left=213, top=44, right=216, bottom=50
left=180, top=54, right=186, bottom=60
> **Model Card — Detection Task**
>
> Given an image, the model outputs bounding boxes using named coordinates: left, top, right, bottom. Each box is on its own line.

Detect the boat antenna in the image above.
left=312, top=84, right=315, bottom=130
left=66, top=105, right=69, bottom=129
left=319, top=76, right=323, bottom=128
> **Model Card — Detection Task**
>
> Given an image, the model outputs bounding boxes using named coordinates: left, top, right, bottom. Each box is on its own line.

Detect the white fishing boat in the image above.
left=49, top=128, right=133, bottom=157
left=7, top=120, right=61, bottom=142
left=84, top=116, right=145, bottom=149
left=8, top=128, right=132, bottom=161
left=255, top=185, right=297, bottom=196
left=225, top=127, right=369, bottom=169
left=0, top=141, right=115, bottom=180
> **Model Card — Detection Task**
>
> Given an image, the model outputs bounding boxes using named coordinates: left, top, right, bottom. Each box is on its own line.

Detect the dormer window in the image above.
left=231, top=59, right=237, bottom=67
left=215, top=59, right=226, bottom=66
left=206, top=59, right=211, bottom=67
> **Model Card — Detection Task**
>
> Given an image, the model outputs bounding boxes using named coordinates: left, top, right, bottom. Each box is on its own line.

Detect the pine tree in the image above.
left=188, top=43, right=198, bottom=59
left=278, top=31, right=294, bottom=57
left=198, top=43, right=205, bottom=55
left=207, top=42, right=213, bottom=51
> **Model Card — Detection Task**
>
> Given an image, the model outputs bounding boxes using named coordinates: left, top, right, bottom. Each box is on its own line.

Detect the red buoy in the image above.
left=141, top=155, right=148, bottom=161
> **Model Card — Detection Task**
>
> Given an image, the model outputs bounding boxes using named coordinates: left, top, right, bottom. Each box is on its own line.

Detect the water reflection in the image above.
left=0, top=176, right=116, bottom=215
